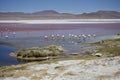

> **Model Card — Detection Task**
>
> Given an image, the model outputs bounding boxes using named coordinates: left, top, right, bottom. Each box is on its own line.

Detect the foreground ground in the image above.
left=0, top=56, right=120, bottom=80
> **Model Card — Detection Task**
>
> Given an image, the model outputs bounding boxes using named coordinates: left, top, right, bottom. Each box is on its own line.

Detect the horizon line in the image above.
left=0, top=10, right=120, bottom=14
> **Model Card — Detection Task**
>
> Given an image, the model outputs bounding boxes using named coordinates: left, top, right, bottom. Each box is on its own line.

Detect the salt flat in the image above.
left=0, top=19, right=120, bottom=24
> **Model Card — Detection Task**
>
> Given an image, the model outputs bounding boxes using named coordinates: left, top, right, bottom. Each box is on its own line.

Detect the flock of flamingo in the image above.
left=43, top=33, right=96, bottom=40
left=0, top=27, right=97, bottom=46
left=0, top=27, right=96, bottom=40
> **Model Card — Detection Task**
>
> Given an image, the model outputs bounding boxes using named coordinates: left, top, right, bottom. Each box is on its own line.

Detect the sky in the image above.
left=0, top=0, right=120, bottom=14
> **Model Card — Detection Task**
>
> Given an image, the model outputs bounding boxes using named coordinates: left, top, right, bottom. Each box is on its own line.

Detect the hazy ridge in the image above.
left=0, top=10, right=120, bottom=20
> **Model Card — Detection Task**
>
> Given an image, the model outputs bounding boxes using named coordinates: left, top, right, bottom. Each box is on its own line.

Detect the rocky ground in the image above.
left=0, top=56, right=120, bottom=80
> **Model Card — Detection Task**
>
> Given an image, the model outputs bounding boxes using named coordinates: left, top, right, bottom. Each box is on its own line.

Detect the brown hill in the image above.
left=77, top=11, right=120, bottom=19
left=0, top=10, right=120, bottom=20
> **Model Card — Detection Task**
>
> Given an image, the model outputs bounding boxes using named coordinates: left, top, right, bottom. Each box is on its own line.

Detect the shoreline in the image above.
left=0, top=19, right=120, bottom=24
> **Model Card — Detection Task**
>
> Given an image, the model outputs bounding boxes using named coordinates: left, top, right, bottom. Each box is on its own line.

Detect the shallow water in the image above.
left=0, top=23, right=120, bottom=66
left=0, top=45, right=24, bottom=66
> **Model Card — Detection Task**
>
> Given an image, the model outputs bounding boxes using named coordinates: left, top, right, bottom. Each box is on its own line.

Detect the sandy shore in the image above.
left=0, top=19, right=120, bottom=24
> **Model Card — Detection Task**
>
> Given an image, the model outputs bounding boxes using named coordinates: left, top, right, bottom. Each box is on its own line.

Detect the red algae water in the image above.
left=0, top=23, right=120, bottom=38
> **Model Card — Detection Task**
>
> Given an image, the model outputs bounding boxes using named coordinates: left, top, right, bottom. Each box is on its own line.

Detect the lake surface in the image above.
left=0, top=45, right=24, bottom=66
left=0, top=23, right=120, bottom=66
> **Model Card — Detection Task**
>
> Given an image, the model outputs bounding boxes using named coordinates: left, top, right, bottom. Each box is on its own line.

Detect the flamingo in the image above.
left=93, top=34, right=96, bottom=37
left=78, top=34, right=81, bottom=38
left=87, top=34, right=91, bottom=38
left=5, top=35, right=8, bottom=39
left=51, top=34, right=55, bottom=40
left=12, top=32, right=16, bottom=38
left=74, top=35, right=78, bottom=38
left=82, top=34, right=86, bottom=38
left=51, top=34, right=54, bottom=38
left=56, top=34, right=60, bottom=37
left=56, top=34, right=60, bottom=39
left=82, top=34, right=87, bottom=41
left=71, top=34, right=74, bottom=39
left=62, top=35, right=65, bottom=39
left=44, top=35, right=48, bottom=39
left=69, top=33, right=71, bottom=37
left=12, top=32, right=16, bottom=35
left=0, top=31, right=3, bottom=38
left=68, top=33, right=73, bottom=39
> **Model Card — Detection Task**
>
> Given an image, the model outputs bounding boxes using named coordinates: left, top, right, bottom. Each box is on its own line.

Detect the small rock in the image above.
left=57, top=46, right=64, bottom=52
left=95, top=53, right=102, bottom=57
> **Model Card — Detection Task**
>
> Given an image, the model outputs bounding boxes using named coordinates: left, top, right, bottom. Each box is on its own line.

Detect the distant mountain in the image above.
left=77, top=11, right=120, bottom=19
left=0, top=10, right=120, bottom=20
left=32, top=10, right=59, bottom=15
